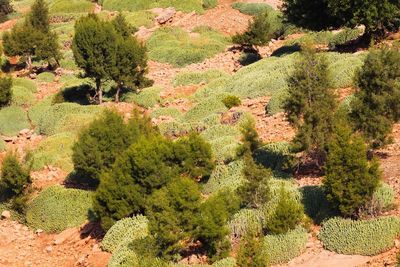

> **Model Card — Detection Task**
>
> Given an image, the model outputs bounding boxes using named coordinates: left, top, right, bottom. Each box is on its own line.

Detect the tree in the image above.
left=0, top=153, right=31, bottom=201
left=0, top=76, right=12, bottom=108
left=323, top=119, right=381, bottom=217
left=112, top=35, right=149, bottom=102
left=0, top=0, right=13, bottom=23
left=237, top=155, right=271, bottom=209
left=72, top=14, right=117, bottom=104
left=350, top=47, right=400, bottom=148
left=237, top=118, right=262, bottom=156
left=282, top=0, right=338, bottom=31
left=2, top=0, right=61, bottom=69
left=232, top=11, right=275, bottom=47
left=146, top=177, right=202, bottom=259
left=237, top=228, right=269, bottom=267
left=195, top=190, right=240, bottom=262
left=112, top=13, right=134, bottom=39
left=174, top=132, right=215, bottom=180
left=283, top=47, right=336, bottom=164
left=265, top=186, right=304, bottom=235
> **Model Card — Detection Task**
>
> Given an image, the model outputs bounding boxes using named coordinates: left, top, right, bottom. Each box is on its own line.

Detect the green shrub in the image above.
left=37, top=72, right=55, bottom=83
left=102, top=0, right=204, bottom=13
left=123, top=87, right=161, bottom=108
left=28, top=132, right=76, bottom=172
left=123, top=10, right=156, bottom=29
left=263, top=227, right=308, bottom=264
left=266, top=90, right=288, bottom=115
left=301, top=186, right=336, bottom=224
left=200, top=124, right=240, bottom=142
left=147, top=27, right=228, bottom=67
left=150, top=107, right=181, bottom=119
left=0, top=76, right=12, bottom=108
left=222, top=95, right=241, bottom=109
left=0, top=106, right=29, bottom=136
left=231, top=3, right=273, bottom=16
left=173, top=69, right=228, bottom=87
left=373, top=182, right=395, bottom=210
left=326, top=52, right=365, bottom=89
left=209, top=137, right=240, bottom=162
left=202, top=0, right=218, bottom=9
left=26, top=185, right=93, bottom=232
left=11, top=85, right=35, bottom=107
left=182, top=97, right=227, bottom=122
left=49, top=0, right=94, bottom=14
left=28, top=96, right=52, bottom=126
left=203, top=160, right=245, bottom=195
left=36, top=103, right=102, bottom=135
left=13, top=77, right=37, bottom=92
left=102, top=215, right=149, bottom=253
left=0, top=153, right=31, bottom=200
left=328, top=28, right=363, bottom=49
left=253, top=142, right=295, bottom=172
left=319, top=217, right=400, bottom=255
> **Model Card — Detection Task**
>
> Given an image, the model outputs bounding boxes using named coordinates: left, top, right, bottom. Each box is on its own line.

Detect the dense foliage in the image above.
left=0, top=154, right=31, bottom=201
left=0, top=76, right=12, bottom=108
left=323, top=119, right=380, bottom=217
left=237, top=229, right=269, bottom=267
left=351, top=48, right=400, bottom=148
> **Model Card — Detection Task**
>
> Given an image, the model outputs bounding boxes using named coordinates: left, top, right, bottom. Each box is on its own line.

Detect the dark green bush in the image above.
left=0, top=153, right=31, bottom=201
left=237, top=229, right=269, bottom=267
left=0, top=76, right=12, bottom=108
left=222, top=95, right=241, bottom=109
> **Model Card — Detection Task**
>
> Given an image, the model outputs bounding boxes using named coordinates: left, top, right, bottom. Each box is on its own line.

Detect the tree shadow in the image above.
left=54, top=83, right=94, bottom=105
left=271, top=44, right=301, bottom=57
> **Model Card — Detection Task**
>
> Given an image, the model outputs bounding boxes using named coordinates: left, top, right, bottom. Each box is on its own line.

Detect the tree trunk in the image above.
left=96, top=78, right=103, bottom=104
left=26, top=55, right=32, bottom=72
left=115, top=84, right=121, bottom=103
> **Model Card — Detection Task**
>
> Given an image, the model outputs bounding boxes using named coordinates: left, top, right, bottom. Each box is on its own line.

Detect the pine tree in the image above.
left=27, top=0, right=49, bottom=32
left=237, top=118, right=262, bottom=156
left=323, top=119, right=381, bottom=217
left=237, top=155, right=271, bottom=209
left=350, top=47, right=400, bottom=148
left=237, top=228, right=269, bottom=267
left=265, top=186, right=304, bottom=234
left=0, top=153, right=31, bottom=201
left=112, top=13, right=134, bottom=39
left=72, top=14, right=117, bottom=104
left=0, top=76, right=12, bottom=108
left=283, top=47, right=337, bottom=164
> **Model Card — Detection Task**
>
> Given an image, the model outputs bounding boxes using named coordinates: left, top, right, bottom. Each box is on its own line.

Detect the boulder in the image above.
left=1, top=210, right=11, bottom=219
left=156, top=7, right=176, bottom=24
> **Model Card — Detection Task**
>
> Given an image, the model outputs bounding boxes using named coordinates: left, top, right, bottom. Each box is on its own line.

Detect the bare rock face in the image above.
left=156, top=7, right=176, bottom=24
left=1, top=210, right=11, bottom=219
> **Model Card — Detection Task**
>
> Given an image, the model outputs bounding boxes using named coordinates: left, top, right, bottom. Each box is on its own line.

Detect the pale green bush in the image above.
left=28, top=132, right=76, bottom=172
left=264, top=227, right=308, bottom=264
left=49, top=0, right=94, bottom=14
left=254, top=141, right=295, bottom=172
left=266, top=90, right=288, bottom=115
left=147, top=27, right=229, bottom=67
left=200, top=124, right=240, bottom=142
left=319, top=217, right=400, bottom=255
left=0, top=106, right=30, bottom=136
left=231, top=3, right=273, bottom=16
left=203, top=160, right=245, bottom=195
left=102, top=0, right=204, bottom=13
left=327, top=52, right=366, bottom=88
left=11, top=85, right=35, bottom=107
left=37, top=72, right=55, bottom=83
left=28, top=97, right=52, bottom=126
left=208, top=136, right=240, bottom=162
left=373, top=182, right=395, bottom=210
left=26, top=185, right=92, bottom=232
left=123, top=87, right=162, bottom=108
left=123, top=11, right=156, bottom=29
left=173, top=69, right=228, bottom=87
left=182, top=97, right=227, bottom=122
left=150, top=107, right=181, bottom=119
left=13, top=78, right=37, bottom=92
left=328, top=28, right=363, bottom=49
left=102, top=215, right=149, bottom=253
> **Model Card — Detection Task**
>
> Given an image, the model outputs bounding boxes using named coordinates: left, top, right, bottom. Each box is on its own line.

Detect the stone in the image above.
left=35, top=229, right=43, bottom=234
left=18, top=128, right=30, bottom=136
left=156, top=7, right=176, bottom=24
left=45, top=246, right=53, bottom=253
left=1, top=210, right=11, bottom=219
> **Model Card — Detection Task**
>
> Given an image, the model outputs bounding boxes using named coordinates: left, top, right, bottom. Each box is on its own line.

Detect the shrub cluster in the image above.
left=26, top=185, right=93, bottom=232
left=319, top=217, right=400, bottom=255
left=173, top=69, right=228, bottom=87
left=0, top=106, right=30, bottom=136
left=222, top=95, right=241, bottom=109
left=101, top=215, right=149, bottom=253
left=203, top=160, right=245, bottom=195
left=123, top=86, right=162, bottom=108
left=11, top=85, right=35, bottom=107
left=0, top=77, right=13, bottom=108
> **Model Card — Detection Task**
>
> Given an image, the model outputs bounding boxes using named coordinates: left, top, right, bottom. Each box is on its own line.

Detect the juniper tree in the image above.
left=72, top=14, right=117, bottom=104
left=0, top=76, right=12, bottom=108
left=323, top=119, right=381, bottom=217
left=350, top=47, right=400, bottom=148
left=237, top=228, right=269, bottom=267
left=283, top=47, right=337, bottom=164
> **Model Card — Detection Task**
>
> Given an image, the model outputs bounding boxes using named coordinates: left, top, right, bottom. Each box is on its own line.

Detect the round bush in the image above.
left=263, top=227, right=308, bottom=264
left=373, top=182, right=395, bottom=210
left=319, top=217, right=400, bottom=255
left=26, top=185, right=93, bottom=233
left=28, top=96, right=53, bottom=126
left=203, top=160, right=245, bottom=195
left=123, top=87, right=161, bottom=108
left=101, top=216, right=149, bottom=253
left=0, top=106, right=30, bottom=136
left=13, top=78, right=37, bottom=93
left=11, top=85, right=35, bottom=107
left=37, top=72, right=56, bottom=83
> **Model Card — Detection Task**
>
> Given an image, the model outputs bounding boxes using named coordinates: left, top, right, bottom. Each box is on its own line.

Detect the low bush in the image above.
left=182, top=97, right=227, bottom=122
left=319, top=217, right=400, bottom=255
left=37, top=72, right=55, bottom=83
left=173, top=69, right=228, bottom=87
left=254, top=142, right=295, bottom=172
left=150, top=107, right=181, bottom=119
left=102, top=0, right=204, bottom=13
left=222, top=95, right=241, bottom=109
left=28, top=97, right=52, bottom=126
left=26, top=185, right=93, bottom=232
left=0, top=153, right=31, bottom=200
left=13, top=78, right=37, bottom=93
left=28, top=132, right=76, bottom=172
left=328, top=28, right=363, bottom=49
left=101, top=215, right=149, bottom=253
left=147, top=27, right=229, bottom=67
left=36, top=103, right=102, bottom=135
left=0, top=76, right=12, bottom=108
left=266, top=90, right=288, bottom=115
left=231, top=2, right=273, bottom=16
left=209, top=137, right=241, bottom=162
left=123, top=10, right=156, bottom=29
left=48, top=0, right=94, bottom=14
left=203, top=160, right=245, bottom=195
left=373, top=182, right=395, bottom=210
left=200, top=124, right=240, bottom=142
left=202, top=0, right=218, bottom=9
left=263, top=227, right=308, bottom=264
left=0, top=106, right=29, bottom=136
left=11, top=85, right=35, bottom=107
left=123, top=87, right=161, bottom=108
